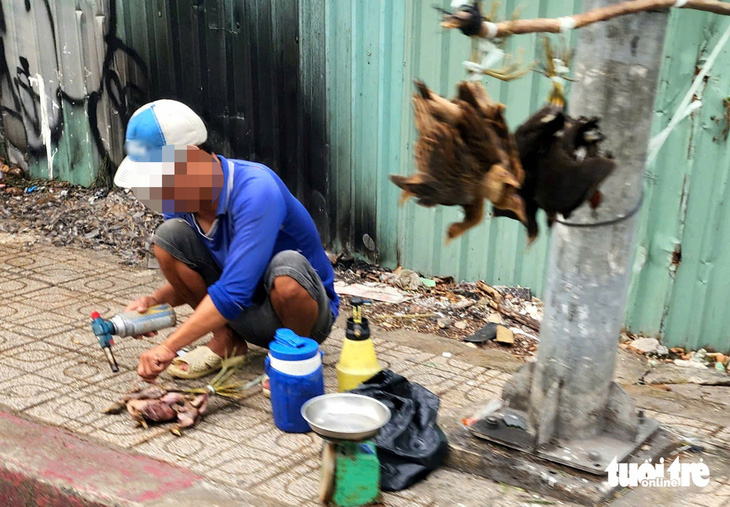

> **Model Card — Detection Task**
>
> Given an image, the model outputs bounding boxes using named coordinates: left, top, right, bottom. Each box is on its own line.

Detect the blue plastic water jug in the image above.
left=265, top=328, right=325, bottom=433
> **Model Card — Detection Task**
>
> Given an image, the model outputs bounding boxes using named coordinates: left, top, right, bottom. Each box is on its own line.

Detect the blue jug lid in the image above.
left=269, top=329, right=319, bottom=361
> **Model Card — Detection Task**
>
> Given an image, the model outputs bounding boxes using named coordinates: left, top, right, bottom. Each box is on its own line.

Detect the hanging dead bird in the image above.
left=390, top=80, right=526, bottom=243
left=494, top=105, right=615, bottom=243
left=490, top=34, right=614, bottom=244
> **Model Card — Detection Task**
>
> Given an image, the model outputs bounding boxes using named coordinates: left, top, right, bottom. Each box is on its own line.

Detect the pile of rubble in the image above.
left=622, top=334, right=729, bottom=374
left=333, top=259, right=542, bottom=360
left=0, top=165, right=162, bottom=265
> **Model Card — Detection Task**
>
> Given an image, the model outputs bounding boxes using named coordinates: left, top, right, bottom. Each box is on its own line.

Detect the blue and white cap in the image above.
left=113, top=100, right=208, bottom=189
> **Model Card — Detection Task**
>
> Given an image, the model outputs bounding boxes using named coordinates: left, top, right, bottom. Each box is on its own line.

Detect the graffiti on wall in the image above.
left=0, top=0, right=147, bottom=181
left=0, top=0, right=329, bottom=248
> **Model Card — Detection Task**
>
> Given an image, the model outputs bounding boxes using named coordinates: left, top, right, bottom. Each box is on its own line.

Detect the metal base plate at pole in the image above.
left=469, top=407, right=660, bottom=475
left=446, top=422, right=681, bottom=506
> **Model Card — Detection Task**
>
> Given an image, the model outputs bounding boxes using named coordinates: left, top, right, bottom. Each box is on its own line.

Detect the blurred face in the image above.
left=131, top=146, right=224, bottom=214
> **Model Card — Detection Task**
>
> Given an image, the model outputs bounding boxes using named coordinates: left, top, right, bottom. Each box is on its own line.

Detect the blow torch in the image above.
left=90, top=304, right=177, bottom=372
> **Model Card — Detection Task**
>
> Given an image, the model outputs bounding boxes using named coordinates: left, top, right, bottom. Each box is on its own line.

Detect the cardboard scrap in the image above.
left=334, top=281, right=406, bottom=304
left=495, top=325, right=515, bottom=345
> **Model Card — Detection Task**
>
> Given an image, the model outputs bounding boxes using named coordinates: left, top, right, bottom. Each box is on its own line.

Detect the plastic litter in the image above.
left=350, top=369, right=448, bottom=491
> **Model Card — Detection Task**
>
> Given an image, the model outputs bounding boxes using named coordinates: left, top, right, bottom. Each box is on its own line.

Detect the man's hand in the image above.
left=137, top=344, right=177, bottom=383
left=124, top=295, right=160, bottom=339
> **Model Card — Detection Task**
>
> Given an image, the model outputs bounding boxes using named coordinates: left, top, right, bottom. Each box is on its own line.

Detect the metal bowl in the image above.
left=301, top=393, right=391, bottom=441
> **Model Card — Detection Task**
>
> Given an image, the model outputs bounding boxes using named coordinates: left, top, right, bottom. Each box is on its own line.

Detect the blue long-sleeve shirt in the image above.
left=163, top=156, right=339, bottom=321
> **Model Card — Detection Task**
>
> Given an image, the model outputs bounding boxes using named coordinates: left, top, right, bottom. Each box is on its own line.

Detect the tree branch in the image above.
left=442, top=0, right=730, bottom=39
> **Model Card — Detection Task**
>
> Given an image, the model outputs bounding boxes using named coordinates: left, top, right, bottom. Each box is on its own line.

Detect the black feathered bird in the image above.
left=494, top=105, right=615, bottom=244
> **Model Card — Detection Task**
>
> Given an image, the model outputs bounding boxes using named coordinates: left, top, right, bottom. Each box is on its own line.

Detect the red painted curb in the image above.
left=0, top=411, right=202, bottom=506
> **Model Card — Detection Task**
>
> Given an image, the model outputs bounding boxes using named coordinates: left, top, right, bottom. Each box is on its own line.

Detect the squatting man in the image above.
left=114, top=99, right=339, bottom=390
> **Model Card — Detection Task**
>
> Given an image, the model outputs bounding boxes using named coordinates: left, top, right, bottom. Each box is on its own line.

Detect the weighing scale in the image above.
left=301, top=393, right=391, bottom=507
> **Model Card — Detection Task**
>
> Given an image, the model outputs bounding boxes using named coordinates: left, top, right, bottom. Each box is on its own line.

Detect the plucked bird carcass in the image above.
left=390, top=80, right=527, bottom=243
left=494, top=105, right=616, bottom=243
left=104, top=384, right=209, bottom=433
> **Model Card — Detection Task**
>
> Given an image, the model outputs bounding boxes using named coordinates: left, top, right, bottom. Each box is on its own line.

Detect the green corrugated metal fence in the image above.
left=626, top=10, right=730, bottom=351
left=315, top=2, right=730, bottom=351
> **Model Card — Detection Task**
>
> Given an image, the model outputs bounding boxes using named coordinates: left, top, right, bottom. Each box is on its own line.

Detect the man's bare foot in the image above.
left=175, top=326, right=247, bottom=372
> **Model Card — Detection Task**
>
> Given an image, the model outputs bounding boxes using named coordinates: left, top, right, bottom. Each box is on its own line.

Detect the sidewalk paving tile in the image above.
left=58, top=273, right=147, bottom=298
left=0, top=371, right=76, bottom=411
left=0, top=251, right=56, bottom=273
left=23, top=262, right=111, bottom=286
left=19, top=285, right=90, bottom=311
left=0, top=328, right=35, bottom=353
left=0, top=300, right=45, bottom=323
left=250, top=460, right=320, bottom=507
left=86, top=417, right=170, bottom=448
left=0, top=341, right=70, bottom=372
left=0, top=364, right=25, bottom=383
left=134, top=430, right=244, bottom=467
left=0, top=275, right=50, bottom=296
left=8, top=312, right=80, bottom=337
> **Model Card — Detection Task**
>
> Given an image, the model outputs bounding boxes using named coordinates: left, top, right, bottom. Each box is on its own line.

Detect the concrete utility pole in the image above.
left=469, top=0, right=669, bottom=473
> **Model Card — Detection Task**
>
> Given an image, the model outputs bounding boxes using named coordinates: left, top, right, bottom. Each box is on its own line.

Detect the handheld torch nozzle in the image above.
left=90, top=311, right=119, bottom=372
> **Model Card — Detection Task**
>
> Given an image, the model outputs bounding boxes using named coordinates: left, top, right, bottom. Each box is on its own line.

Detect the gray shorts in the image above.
left=153, top=218, right=334, bottom=348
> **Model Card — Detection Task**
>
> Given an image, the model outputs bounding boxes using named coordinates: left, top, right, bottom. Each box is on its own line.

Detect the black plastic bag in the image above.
left=350, top=369, right=448, bottom=491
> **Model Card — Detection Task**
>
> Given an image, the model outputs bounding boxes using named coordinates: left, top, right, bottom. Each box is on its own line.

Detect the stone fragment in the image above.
left=627, top=337, right=660, bottom=354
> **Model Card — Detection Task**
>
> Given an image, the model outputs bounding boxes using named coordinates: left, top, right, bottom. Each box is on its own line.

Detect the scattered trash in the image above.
left=716, top=362, right=726, bottom=372
left=437, top=318, right=452, bottom=329
left=362, top=233, right=376, bottom=251
left=707, top=352, right=727, bottom=364
left=627, top=337, right=660, bottom=355
left=0, top=172, right=162, bottom=265
left=452, top=299, right=476, bottom=310
left=644, top=363, right=730, bottom=386
left=486, top=313, right=504, bottom=324
left=393, top=269, right=423, bottom=290
left=334, top=282, right=407, bottom=304
left=654, top=345, right=669, bottom=357
left=464, top=323, right=499, bottom=344
left=495, top=325, right=515, bottom=345
left=442, top=352, right=452, bottom=358
left=691, top=348, right=708, bottom=363
left=83, top=228, right=101, bottom=240
left=420, top=277, right=437, bottom=288
left=495, top=286, right=532, bottom=301
left=334, top=265, right=540, bottom=360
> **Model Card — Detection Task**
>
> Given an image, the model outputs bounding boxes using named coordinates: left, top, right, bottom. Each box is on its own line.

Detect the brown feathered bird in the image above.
left=493, top=105, right=615, bottom=244
left=390, top=80, right=526, bottom=243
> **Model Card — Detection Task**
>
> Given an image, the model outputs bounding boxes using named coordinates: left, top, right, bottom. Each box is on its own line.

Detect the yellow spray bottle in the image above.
left=336, top=297, right=382, bottom=392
